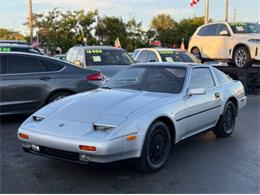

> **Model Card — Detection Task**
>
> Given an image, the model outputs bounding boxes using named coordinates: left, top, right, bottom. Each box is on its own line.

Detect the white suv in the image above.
left=188, top=22, right=260, bottom=68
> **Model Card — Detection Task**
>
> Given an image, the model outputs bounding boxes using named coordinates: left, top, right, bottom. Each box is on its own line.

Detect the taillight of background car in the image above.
left=87, top=72, right=103, bottom=81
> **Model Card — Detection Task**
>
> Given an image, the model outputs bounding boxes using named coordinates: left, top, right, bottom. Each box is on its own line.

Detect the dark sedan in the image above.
left=0, top=52, right=103, bottom=115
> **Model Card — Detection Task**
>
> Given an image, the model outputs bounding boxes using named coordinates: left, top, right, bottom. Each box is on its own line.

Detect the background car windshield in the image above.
left=229, top=22, right=260, bottom=34
left=85, top=49, right=134, bottom=66
left=107, top=66, right=186, bottom=94
left=159, top=50, right=196, bottom=63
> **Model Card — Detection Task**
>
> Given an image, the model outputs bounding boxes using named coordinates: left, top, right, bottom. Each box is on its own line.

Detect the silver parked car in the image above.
left=18, top=63, right=247, bottom=172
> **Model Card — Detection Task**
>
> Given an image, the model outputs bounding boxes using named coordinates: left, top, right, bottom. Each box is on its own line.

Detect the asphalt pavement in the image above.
left=1, top=95, right=260, bottom=193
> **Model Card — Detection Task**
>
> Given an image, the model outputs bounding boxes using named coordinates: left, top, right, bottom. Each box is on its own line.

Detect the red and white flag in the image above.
left=114, top=37, right=121, bottom=48
left=190, top=0, right=199, bottom=7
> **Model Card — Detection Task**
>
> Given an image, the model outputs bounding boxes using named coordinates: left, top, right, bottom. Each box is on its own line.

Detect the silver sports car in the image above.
left=18, top=63, right=247, bottom=172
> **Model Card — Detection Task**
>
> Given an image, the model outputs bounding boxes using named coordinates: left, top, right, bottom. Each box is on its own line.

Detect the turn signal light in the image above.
left=79, top=145, right=96, bottom=151
left=19, top=133, right=29, bottom=139
left=127, top=135, right=137, bottom=141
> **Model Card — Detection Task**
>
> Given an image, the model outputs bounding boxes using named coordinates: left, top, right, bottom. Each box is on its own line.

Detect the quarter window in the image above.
left=213, top=68, right=231, bottom=85
left=190, top=68, right=215, bottom=89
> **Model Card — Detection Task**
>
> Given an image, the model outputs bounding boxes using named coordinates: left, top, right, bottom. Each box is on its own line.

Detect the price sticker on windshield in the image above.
left=86, top=49, right=102, bottom=54
left=159, top=50, right=174, bottom=54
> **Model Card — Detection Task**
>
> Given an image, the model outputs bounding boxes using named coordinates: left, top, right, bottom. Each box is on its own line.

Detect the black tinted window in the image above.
left=190, top=68, right=215, bottom=89
left=40, top=59, right=64, bottom=71
left=6, top=55, right=45, bottom=74
left=213, top=68, right=231, bottom=85
left=198, top=24, right=218, bottom=36
left=107, top=66, right=186, bottom=94
left=159, top=50, right=196, bottom=63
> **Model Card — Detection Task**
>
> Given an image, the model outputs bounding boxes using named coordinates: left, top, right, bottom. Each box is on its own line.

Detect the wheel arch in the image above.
left=149, top=115, right=176, bottom=143
left=232, top=43, right=251, bottom=58
left=45, top=88, right=75, bottom=104
left=226, top=96, right=238, bottom=116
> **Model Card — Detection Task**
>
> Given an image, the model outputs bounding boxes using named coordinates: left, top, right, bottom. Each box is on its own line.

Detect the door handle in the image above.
left=215, top=92, right=220, bottom=99
left=39, top=76, right=51, bottom=81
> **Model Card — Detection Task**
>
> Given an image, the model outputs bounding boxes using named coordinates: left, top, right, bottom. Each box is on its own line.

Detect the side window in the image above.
left=77, top=49, right=85, bottom=67
left=190, top=68, right=215, bottom=89
left=40, top=59, right=64, bottom=71
left=216, top=24, right=230, bottom=35
left=70, top=48, right=79, bottom=63
left=139, top=51, right=149, bottom=62
left=213, top=68, right=231, bottom=85
left=147, top=51, right=158, bottom=62
left=198, top=24, right=218, bottom=36
left=66, top=48, right=73, bottom=61
left=6, top=55, right=45, bottom=74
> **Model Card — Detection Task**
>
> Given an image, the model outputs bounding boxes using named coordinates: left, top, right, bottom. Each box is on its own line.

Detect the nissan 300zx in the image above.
left=18, top=63, right=247, bottom=172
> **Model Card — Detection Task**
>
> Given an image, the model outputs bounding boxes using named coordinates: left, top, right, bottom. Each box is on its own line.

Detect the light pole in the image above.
left=28, top=0, right=33, bottom=43
left=205, top=0, right=209, bottom=24
left=225, top=0, right=229, bottom=21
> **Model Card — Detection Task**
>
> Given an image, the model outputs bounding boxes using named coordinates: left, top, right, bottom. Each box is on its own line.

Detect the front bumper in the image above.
left=19, top=129, right=141, bottom=163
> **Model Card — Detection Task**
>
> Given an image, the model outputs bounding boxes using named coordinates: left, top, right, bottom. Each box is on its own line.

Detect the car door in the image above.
left=214, top=23, right=232, bottom=59
left=200, top=24, right=218, bottom=59
left=179, top=67, right=221, bottom=139
left=0, top=54, right=55, bottom=115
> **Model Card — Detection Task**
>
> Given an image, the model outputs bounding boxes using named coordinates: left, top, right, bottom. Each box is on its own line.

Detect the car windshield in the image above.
left=159, top=50, right=197, bottom=63
left=106, top=66, right=186, bottom=94
left=229, top=22, right=260, bottom=34
left=85, top=49, right=134, bottom=66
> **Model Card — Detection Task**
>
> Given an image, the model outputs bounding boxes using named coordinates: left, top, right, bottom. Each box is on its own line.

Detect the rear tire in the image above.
left=233, top=46, right=252, bottom=68
left=47, top=91, right=72, bottom=104
left=213, top=101, right=236, bottom=137
left=135, top=121, right=172, bottom=173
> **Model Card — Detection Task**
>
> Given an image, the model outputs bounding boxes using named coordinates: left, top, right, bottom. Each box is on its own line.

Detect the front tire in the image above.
left=233, top=46, right=252, bottom=68
left=213, top=101, right=236, bottom=137
left=136, top=121, right=172, bottom=173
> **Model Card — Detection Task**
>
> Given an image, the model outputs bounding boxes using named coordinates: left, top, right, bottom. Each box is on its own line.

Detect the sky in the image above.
left=0, top=0, right=259, bottom=35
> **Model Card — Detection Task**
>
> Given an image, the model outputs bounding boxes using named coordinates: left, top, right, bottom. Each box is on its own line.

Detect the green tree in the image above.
left=125, top=17, right=145, bottom=51
left=175, top=16, right=204, bottom=48
left=150, top=14, right=177, bottom=47
left=95, top=16, right=127, bottom=47
left=33, top=8, right=98, bottom=54
left=0, top=28, right=25, bottom=40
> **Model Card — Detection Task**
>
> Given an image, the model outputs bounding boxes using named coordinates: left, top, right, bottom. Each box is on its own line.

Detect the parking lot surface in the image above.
left=1, top=95, right=260, bottom=193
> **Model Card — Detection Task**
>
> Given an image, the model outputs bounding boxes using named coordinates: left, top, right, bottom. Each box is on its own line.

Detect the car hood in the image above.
left=37, top=89, right=170, bottom=124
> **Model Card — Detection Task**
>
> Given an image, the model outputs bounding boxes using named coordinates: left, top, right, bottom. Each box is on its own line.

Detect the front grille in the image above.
left=39, top=146, right=79, bottom=161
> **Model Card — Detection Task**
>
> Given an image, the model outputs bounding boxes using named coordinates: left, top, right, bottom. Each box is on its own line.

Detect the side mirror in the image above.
left=219, top=30, right=229, bottom=36
left=188, top=88, right=206, bottom=96
left=74, top=60, right=82, bottom=66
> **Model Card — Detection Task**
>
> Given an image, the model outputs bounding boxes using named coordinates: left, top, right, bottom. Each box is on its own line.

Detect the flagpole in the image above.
left=28, top=0, right=33, bottom=43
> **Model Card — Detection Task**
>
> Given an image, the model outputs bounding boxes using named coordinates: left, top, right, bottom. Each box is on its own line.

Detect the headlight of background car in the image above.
left=93, top=123, right=116, bottom=131
left=248, top=39, right=260, bottom=44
